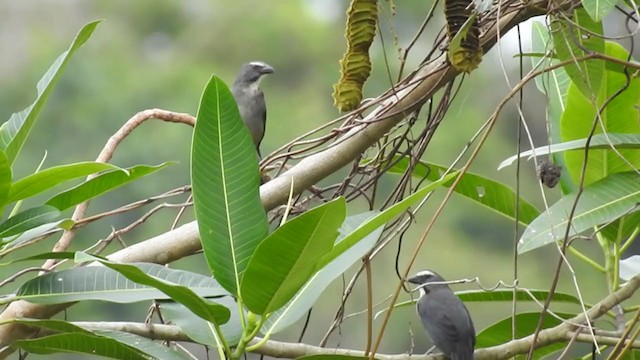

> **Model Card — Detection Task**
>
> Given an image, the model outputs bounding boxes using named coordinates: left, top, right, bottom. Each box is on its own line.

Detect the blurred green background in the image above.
left=0, top=1, right=620, bottom=358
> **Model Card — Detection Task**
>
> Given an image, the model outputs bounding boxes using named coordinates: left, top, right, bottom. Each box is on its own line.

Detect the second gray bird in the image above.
left=407, top=270, right=476, bottom=360
left=231, top=61, right=274, bottom=157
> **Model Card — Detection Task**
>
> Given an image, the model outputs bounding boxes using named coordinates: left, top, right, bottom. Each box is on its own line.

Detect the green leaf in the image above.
left=476, top=312, right=575, bottom=359
left=191, top=75, right=268, bottom=296
left=561, top=42, right=640, bottom=186
left=95, top=330, right=191, bottom=360
left=15, top=260, right=227, bottom=305
left=620, top=255, right=640, bottom=281
left=0, top=151, right=12, bottom=206
left=161, top=296, right=243, bottom=347
left=0, top=251, right=75, bottom=266
left=389, top=157, right=539, bottom=225
left=1, top=219, right=73, bottom=250
left=499, top=133, right=640, bottom=170
left=45, top=162, right=173, bottom=211
left=0, top=21, right=101, bottom=165
left=14, top=333, right=148, bottom=360
left=318, top=172, right=458, bottom=268
left=8, top=162, right=119, bottom=203
left=73, top=253, right=230, bottom=325
left=242, top=198, right=345, bottom=315
left=0, top=205, right=60, bottom=240
left=581, top=0, right=617, bottom=22
left=8, top=319, right=190, bottom=360
left=551, top=9, right=604, bottom=99
left=519, top=172, right=640, bottom=253
left=263, top=212, right=384, bottom=334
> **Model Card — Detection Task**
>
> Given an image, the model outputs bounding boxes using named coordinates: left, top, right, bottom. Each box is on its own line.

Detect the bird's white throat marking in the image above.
left=417, top=286, right=426, bottom=298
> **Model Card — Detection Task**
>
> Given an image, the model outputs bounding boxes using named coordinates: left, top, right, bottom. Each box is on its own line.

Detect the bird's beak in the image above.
left=406, top=275, right=421, bottom=285
left=261, top=64, right=275, bottom=75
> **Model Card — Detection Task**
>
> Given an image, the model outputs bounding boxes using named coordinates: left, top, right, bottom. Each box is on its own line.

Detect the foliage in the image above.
left=1, top=1, right=640, bottom=359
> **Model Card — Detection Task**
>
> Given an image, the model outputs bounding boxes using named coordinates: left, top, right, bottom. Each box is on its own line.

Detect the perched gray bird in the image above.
left=407, top=270, right=476, bottom=360
left=231, top=61, right=274, bottom=157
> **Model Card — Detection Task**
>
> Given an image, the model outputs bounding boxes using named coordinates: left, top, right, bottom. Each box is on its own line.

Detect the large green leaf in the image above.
left=551, top=9, right=604, bottom=100
left=14, top=261, right=227, bottom=304
left=0, top=205, right=60, bottom=240
left=499, top=133, right=640, bottom=170
left=476, top=312, right=575, bottom=359
left=191, top=75, right=268, bottom=296
left=242, top=198, right=345, bottom=315
left=7, top=162, right=119, bottom=203
left=0, top=21, right=101, bottom=165
left=9, top=319, right=190, bottom=360
left=519, top=172, right=640, bottom=253
left=561, top=42, right=640, bottom=186
left=73, top=253, right=230, bottom=325
left=45, top=162, right=173, bottom=211
left=14, top=333, right=148, bottom=360
left=318, top=172, right=458, bottom=268
left=389, top=157, right=539, bottom=225
left=161, top=296, right=243, bottom=347
left=581, top=0, right=617, bottom=22
left=263, top=212, right=384, bottom=334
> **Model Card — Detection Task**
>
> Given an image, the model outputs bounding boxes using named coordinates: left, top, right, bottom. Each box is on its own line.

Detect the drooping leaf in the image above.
left=0, top=21, right=101, bottom=165
left=263, top=212, right=383, bottom=334
left=45, top=162, right=173, bottom=211
left=0, top=205, right=60, bottom=240
left=7, top=162, right=119, bottom=203
left=14, top=261, right=227, bottom=305
left=519, top=172, right=640, bottom=253
left=550, top=9, right=604, bottom=99
left=561, top=42, right=640, bottom=186
left=9, top=319, right=190, bottom=360
left=191, top=75, right=268, bottom=296
left=14, top=333, right=148, bottom=360
left=242, top=198, right=346, bottom=315
left=390, top=157, right=539, bottom=225
left=73, top=253, right=230, bottom=325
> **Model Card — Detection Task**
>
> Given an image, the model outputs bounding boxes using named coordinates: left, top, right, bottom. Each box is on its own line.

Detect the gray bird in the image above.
left=231, top=61, right=274, bottom=157
left=407, top=270, right=476, bottom=360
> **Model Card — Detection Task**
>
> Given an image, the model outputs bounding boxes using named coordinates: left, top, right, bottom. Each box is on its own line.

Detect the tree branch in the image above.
left=0, top=0, right=549, bottom=355
left=52, top=275, right=640, bottom=359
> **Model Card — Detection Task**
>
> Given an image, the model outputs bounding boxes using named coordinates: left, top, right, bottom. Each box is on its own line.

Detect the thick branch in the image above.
left=0, top=1, right=548, bottom=354
left=60, top=275, right=640, bottom=359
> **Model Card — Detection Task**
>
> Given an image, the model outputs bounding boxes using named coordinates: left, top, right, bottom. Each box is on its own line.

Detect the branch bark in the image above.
left=0, top=1, right=548, bottom=356
left=48, top=275, right=640, bottom=359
